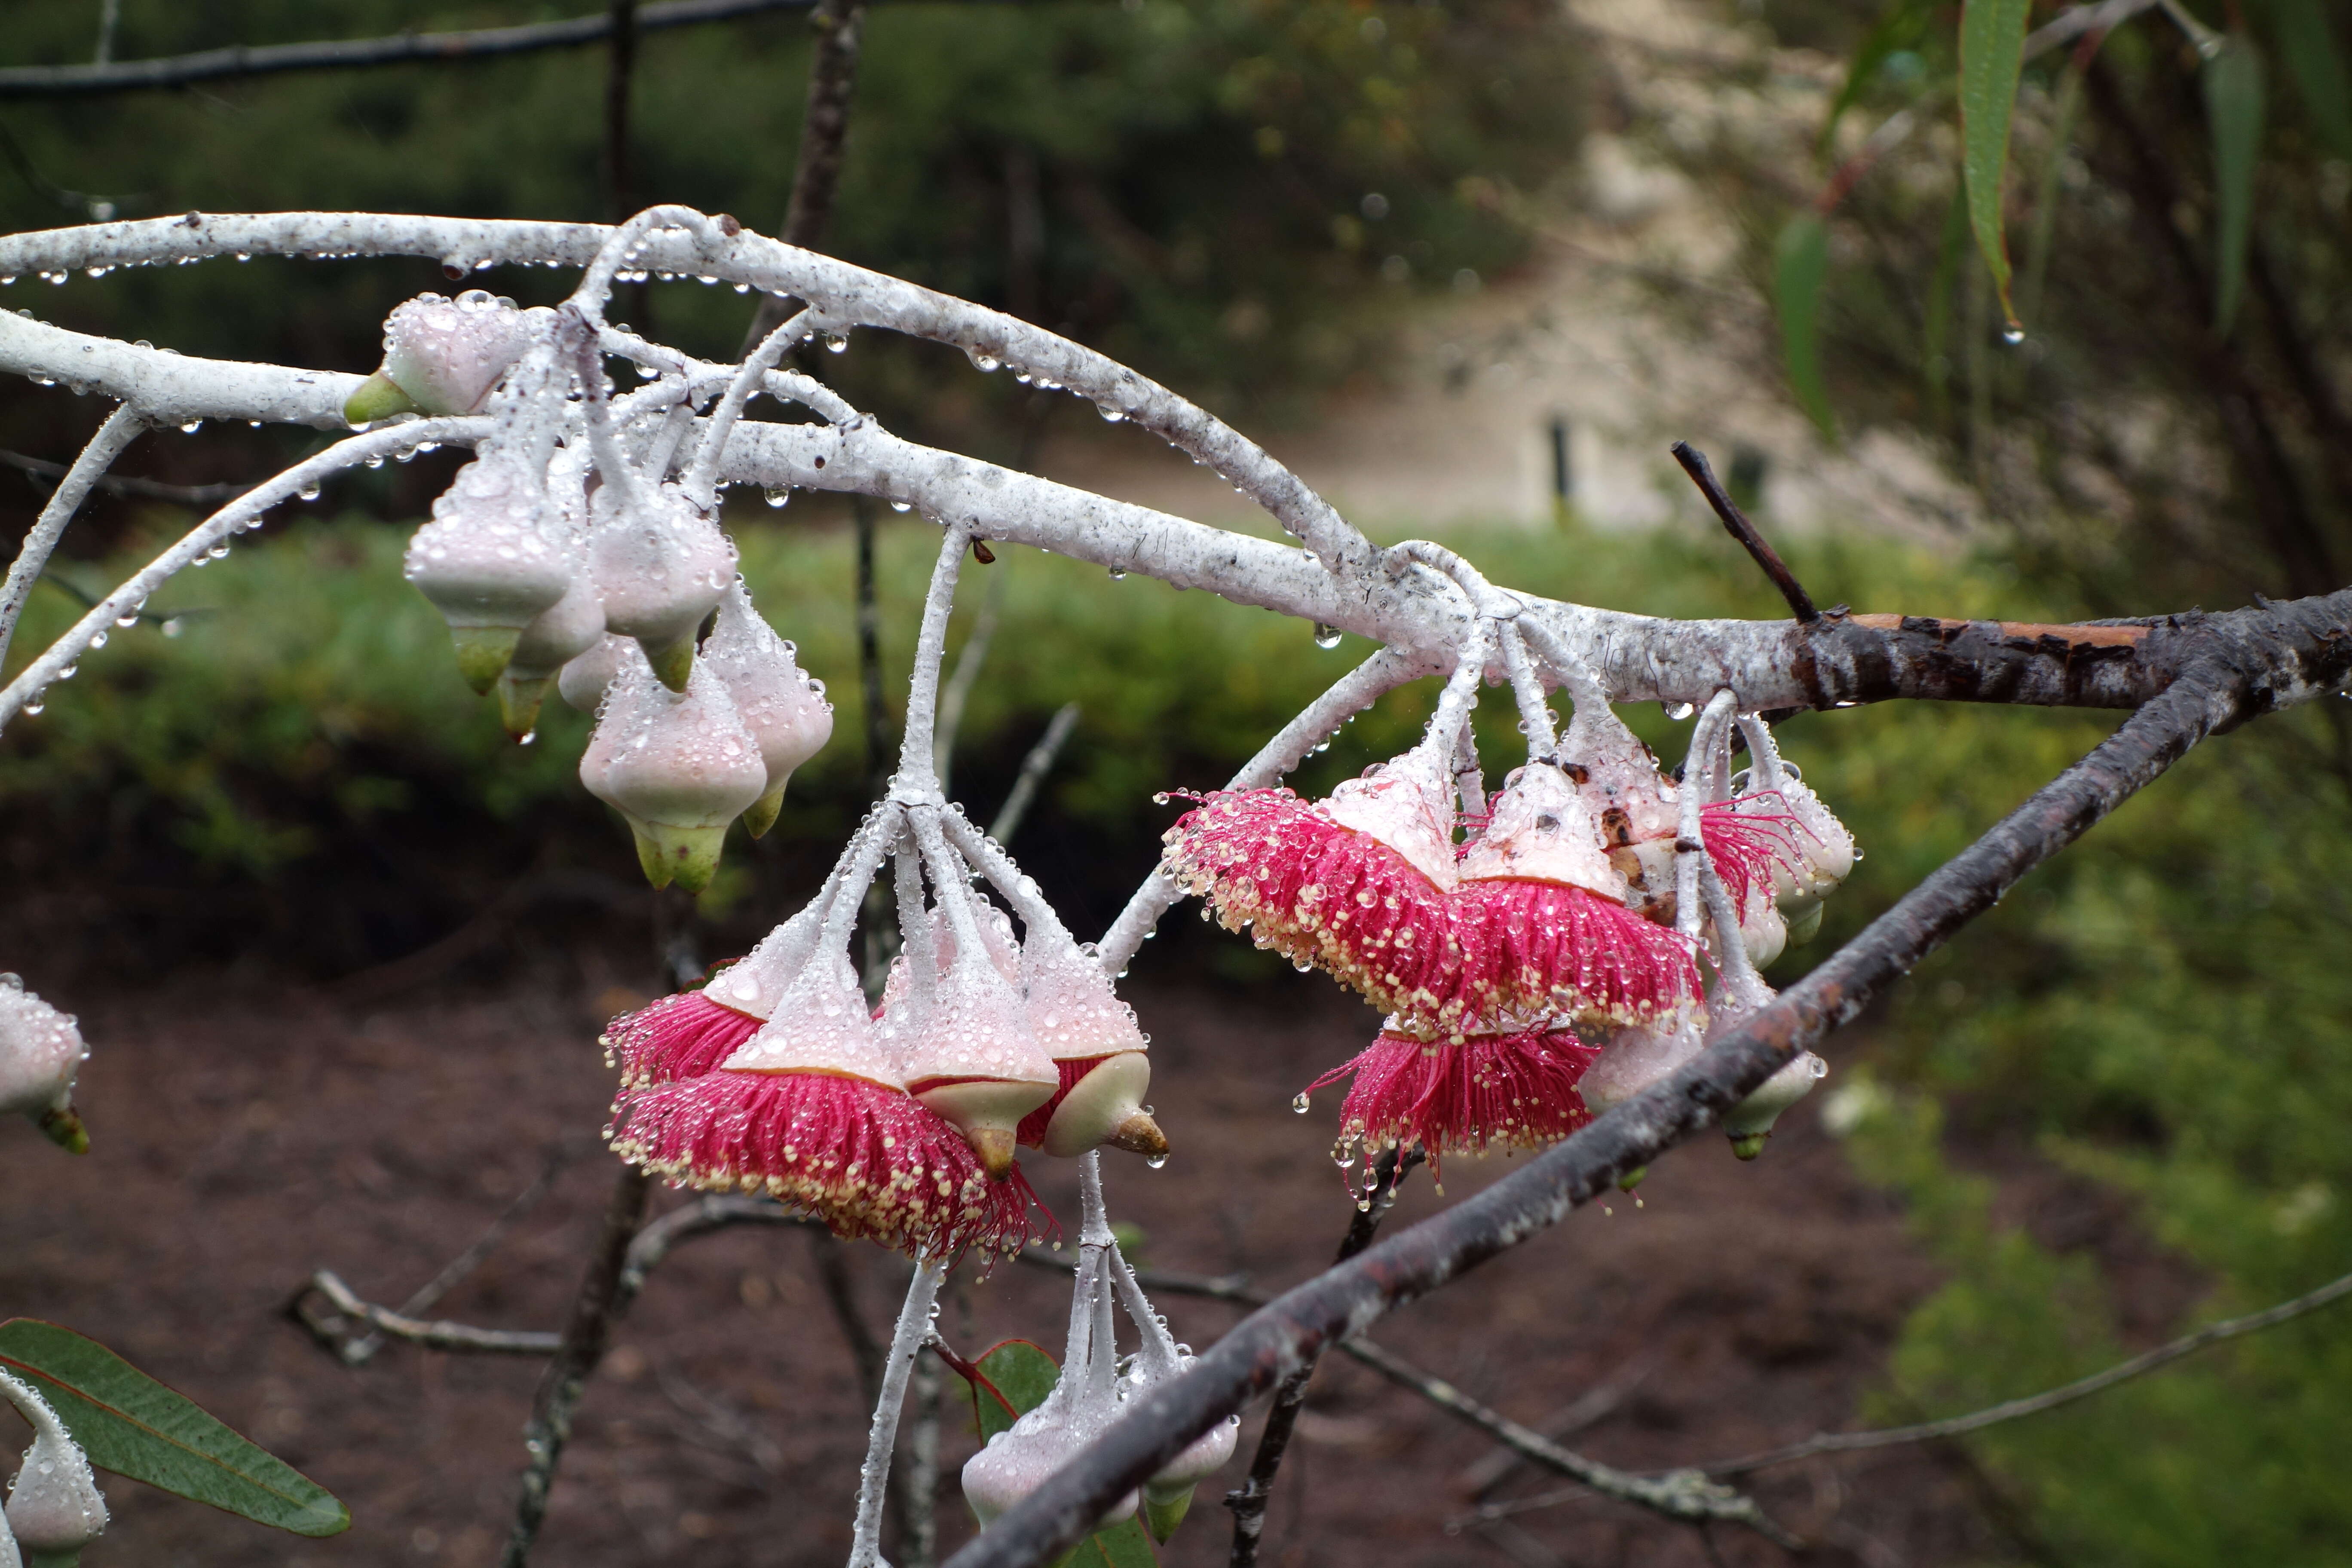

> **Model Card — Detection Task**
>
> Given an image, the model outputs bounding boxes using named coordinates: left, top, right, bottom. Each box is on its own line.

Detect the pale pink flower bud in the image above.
left=963, top=1255, right=1137, bottom=1530
left=0, top=1372, right=106, bottom=1556
left=1724, top=1052, right=1828, bottom=1158
left=359, top=290, right=531, bottom=421
left=1577, top=1012, right=1706, bottom=1116
left=904, top=941, right=1058, bottom=1180
left=579, top=645, right=768, bottom=892
left=700, top=580, right=832, bottom=838
left=496, top=449, right=604, bottom=736
left=589, top=483, right=735, bottom=692
left=1012, top=941, right=1163, bottom=1160
left=556, top=633, right=628, bottom=714
left=0, top=976, right=87, bottom=1154
left=404, top=450, right=571, bottom=692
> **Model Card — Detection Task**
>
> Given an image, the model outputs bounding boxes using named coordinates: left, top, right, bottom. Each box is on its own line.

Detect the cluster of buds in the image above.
left=1163, top=632, right=1854, bottom=1178
left=363, top=291, right=832, bottom=891
left=1, top=1371, right=108, bottom=1567
left=0, top=975, right=88, bottom=1154
left=604, top=800, right=1166, bottom=1261
left=962, top=1165, right=1236, bottom=1543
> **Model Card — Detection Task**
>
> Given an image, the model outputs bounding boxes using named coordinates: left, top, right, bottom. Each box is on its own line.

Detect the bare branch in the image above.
left=0, top=444, right=250, bottom=505
left=618, top=1193, right=810, bottom=1295
left=740, top=0, right=867, bottom=352
left=988, top=701, right=1078, bottom=844
left=0, top=404, right=143, bottom=669
left=0, top=0, right=822, bottom=99
left=1669, top=441, right=1817, bottom=623
left=939, top=632, right=2336, bottom=1568
left=292, top=1271, right=563, bottom=1357
left=1700, top=1262, right=2352, bottom=1477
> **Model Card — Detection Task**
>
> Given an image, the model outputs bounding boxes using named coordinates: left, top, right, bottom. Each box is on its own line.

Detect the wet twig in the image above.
left=989, top=702, right=1079, bottom=843
left=291, top=1271, right=563, bottom=1357
left=0, top=446, right=251, bottom=505
left=1669, top=441, right=1818, bottom=623
left=741, top=0, right=867, bottom=351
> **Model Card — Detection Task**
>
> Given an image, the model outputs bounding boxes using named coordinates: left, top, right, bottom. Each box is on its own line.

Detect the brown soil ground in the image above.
left=5, top=967, right=2024, bottom=1568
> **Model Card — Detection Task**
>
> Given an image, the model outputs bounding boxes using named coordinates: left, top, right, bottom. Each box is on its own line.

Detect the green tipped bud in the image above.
left=1617, top=1165, right=1648, bottom=1191
left=632, top=819, right=730, bottom=894
left=743, top=780, right=787, bottom=839
left=1143, top=1487, right=1194, bottom=1543
left=496, top=671, right=554, bottom=738
left=1729, top=1132, right=1768, bottom=1161
left=37, top=1100, right=87, bottom=1155
left=641, top=632, right=696, bottom=692
left=1723, top=1052, right=1827, bottom=1158
left=342, top=368, right=420, bottom=426
left=450, top=625, right=523, bottom=694
left=1783, top=900, right=1824, bottom=946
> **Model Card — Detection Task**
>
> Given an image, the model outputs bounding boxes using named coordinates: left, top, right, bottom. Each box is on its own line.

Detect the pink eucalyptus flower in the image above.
left=1306, top=1019, right=1601, bottom=1177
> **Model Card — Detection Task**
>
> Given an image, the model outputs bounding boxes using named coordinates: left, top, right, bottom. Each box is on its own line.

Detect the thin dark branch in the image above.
left=1670, top=442, right=1819, bottom=623
left=501, top=1167, right=652, bottom=1568
left=0, top=446, right=251, bottom=504
left=292, top=1271, right=562, bottom=1357
left=619, top=1193, right=810, bottom=1295
left=988, top=701, right=1079, bottom=844
left=741, top=0, right=867, bottom=352
left=1700, top=1261, right=2352, bottom=1477
left=0, top=0, right=822, bottom=99
left=1458, top=1368, right=1646, bottom=1497
left=1224, top=1148, right=1421, bottom=1568
left=815, top=1232, right=889, bottom=1413
left=941, top=595, right=2352, bottom=1568
left=602, top=1, right=640, bottom=224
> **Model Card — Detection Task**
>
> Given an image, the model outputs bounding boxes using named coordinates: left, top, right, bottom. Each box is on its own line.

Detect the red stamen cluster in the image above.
left=1014, top=1055, right=1099, bottom=1149
left=1307, top=1027, right=1602, bottom=1177
left=1698, top=795, right=1805, bottom=908
left=610, top=1069, right=1042, bottom=1261
left=603, top=987, right=763, bottom=1090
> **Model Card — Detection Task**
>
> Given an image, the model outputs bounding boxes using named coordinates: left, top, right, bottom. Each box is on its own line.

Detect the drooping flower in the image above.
left=556, top=632, right=628, bottom=714
left=1159, top=746, right=1463, bottom=1023
left=609, top=946, right=1035, bottom=1259
left=603, top=897, right=834, bottom=1090
left=901, top=934, right=1059, bottom=1180
left=0, top=975, right=87, bottom=1154
left=0, top=1372, right=106, bottom=1559
left=578, top=643, right=769, bottom=892
left=699, top=579, right=832, bottom=838
left=403, top=448, right=572, bottom=692
left=344, top=290, right=533, bottom=423
left=1453, top=763, right=1701, bottom=1028
left=588, top=481, right=735, bottom=691
left=1306, top=1017, right=1601, bottom=1176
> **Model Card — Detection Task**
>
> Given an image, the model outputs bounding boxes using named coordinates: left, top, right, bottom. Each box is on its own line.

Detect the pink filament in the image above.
left=1306, top=1028, right=1602, bottom=1178
left=602, top=987, right=763, bottom=1090
left=1699, top=795, right=1806, bottom=907
left=609, top=1070, right=1043, bottom=1262
left=1165, top=788, right=1702, bottom=1029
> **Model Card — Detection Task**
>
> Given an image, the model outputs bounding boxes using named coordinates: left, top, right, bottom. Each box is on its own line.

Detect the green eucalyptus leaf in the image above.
left=2272, top=0, right=2352, bottom=160
left=1773, top=212, right=1836, bottom=437
left=2204, top=35, right=2266, bottom=334
left=1958, top=0, right=2033, bottom=329
left=0, top=1321, right=348, bottom=1538
left=1069, top=1516, right=1159, bottom=1568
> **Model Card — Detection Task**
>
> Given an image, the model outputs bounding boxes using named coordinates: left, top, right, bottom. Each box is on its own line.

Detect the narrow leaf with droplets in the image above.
left=1774, top=212, right=1835, bottom=437
left=2204, top=34, right=2266, bottom=334
left=0, top=1320, right=348, bottom=1537
left=2274, top=0, right=2352, bottom=160
left=1958, top=0, right=2033, bottom=329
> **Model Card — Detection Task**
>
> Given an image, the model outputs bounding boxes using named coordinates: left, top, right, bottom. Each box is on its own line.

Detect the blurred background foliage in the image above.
left=6, top=0, right=2352, bottom=1562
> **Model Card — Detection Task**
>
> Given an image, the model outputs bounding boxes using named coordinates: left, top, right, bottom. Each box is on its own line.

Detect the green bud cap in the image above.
left=1729, top=1132, right=1769, bottom=1160
left=640, top=633, right=696, bottom=692
left=1617, top=1165, right=1648, bottom=1192
left=450, top=625, right=522, bottom=693
left=630, top=818, right=729, bottom=894
left=742, top=780, right=787, bottom=840
left=37, top=1100, right=87, bottom=1155
left=496, top=670, right=554, bottom=738
left=1783, top=901, right=1824, bottom=947
left=342, top=368, right=420, bottom=427
left=1143, top=1487, right=1194, bottom=1543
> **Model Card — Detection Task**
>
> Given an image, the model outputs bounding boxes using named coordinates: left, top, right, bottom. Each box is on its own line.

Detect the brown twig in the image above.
left=1669, top=442, right=1819, bottom=623
left=740, top=0, right=867, bottom=352
left=1698, top=1261, right=2352, bottom=1477
left=500, top=1167, right=652, bottom=1568
left=602, top=0, right=640, bottom=224
left=1223, top=1147, right=1421, bottom=1568
left=290, top=1271, right=563, bottom=1357
left=0, top=446, right=252, bottom=505
left=988, top=702, right=1080, bottom=844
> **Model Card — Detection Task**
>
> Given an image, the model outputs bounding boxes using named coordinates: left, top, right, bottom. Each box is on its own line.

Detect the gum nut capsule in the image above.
left=364, top=289, right=531, bottom=419
left=0, top=975, right=89, bottom=1153
left=1141, top=1417, right=1241, bottom=1539
left=0, top=1374, right=106, bottom=1556
left=1014, top=944, right=1164, bottom=1158
left=701, top=582, right=832, bottom=837
left=590, top=483, right=736, bottom=692
left=1783, top=901, right=1825, bottom=946
left=1725, top=1052, right=1828, bottom=1158
left=557, top=633, right=628, bottom=714
left=404, top=451, right=570, bottom=691
left=961, top=1415, right=1141, bottom=1533
left=579, top=648, right=769, bottom=893
left=906, top=945, right=1058, bottom=1179
left=1577, top=1011, right=1707, bottom=1116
